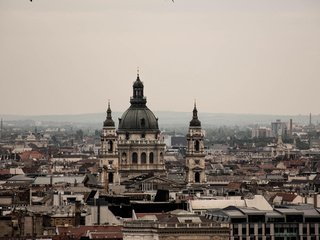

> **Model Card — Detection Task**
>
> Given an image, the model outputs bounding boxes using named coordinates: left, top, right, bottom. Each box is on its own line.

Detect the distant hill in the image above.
left=1, top=112, right=318, bottom=128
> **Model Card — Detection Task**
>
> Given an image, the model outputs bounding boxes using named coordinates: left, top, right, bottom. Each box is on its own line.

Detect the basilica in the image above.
left=99, top=73, right=206, bottom=188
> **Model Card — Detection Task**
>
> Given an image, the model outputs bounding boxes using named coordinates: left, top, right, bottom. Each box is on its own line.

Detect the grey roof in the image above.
left=224, top=210, right=245, bottom=217
left=238, top=207, right=265, bottom=215
left=275, top=208, right=303, bottom=215
left=265, top=211, right=283, bottom=218
left=284, top=205, right=320, bottom=217
left=33, top=175, right=86, bottom=185
left=6, top=175, right=34, bottom=182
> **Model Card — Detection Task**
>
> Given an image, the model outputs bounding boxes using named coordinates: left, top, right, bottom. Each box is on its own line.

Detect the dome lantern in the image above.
left=118, top=73, right=159, bottom=132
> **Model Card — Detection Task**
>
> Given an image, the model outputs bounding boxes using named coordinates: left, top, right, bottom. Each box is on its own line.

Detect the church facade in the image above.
left=100, top=73, right=206, bottom=188
left=100, top=73, right=166, bottom=186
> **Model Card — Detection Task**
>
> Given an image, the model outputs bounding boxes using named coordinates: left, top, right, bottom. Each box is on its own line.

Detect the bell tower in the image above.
left=100, top=101, right=120, bottom=188
left=185, top=102, right=206, bottom=184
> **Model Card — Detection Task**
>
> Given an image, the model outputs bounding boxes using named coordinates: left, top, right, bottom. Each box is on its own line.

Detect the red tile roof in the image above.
left=271, top=192, right=298, bottom=202
left=56, top=226, right=123, bottom=239
left=19, top=151, right=44, bottom=161
left=0, top=169, right=10, bottom=175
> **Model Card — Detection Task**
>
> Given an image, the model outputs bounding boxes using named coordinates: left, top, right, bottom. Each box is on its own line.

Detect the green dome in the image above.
left=118, top=105, right=159, bottom=132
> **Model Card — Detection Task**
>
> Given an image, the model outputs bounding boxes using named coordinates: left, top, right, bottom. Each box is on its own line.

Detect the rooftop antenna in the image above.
left=0, top=118, right=2, bottom=139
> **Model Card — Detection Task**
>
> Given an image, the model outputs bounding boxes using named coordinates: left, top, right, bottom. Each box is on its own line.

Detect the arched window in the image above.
left=160, top=152, right=163, bottom=163
left=149, top=152, right=154, bottom=164
left=108, top=172, right=114, bottom=183
left=121, top=152, right=127, bottom=164
left=141, top=152, right=146, bottom=164
left=195, top=172, right=200, bottom=183
left=194, top=140, right=200, bottom=152
left=108, top=140, right=113, bottom=152
left=132, top=152, right=138, bottom=164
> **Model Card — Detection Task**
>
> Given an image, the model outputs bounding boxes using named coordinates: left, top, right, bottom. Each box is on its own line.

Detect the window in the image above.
left=141, top=152, right=146, bottom=164
left=242, top=227, right=247, bottom=235
left=121, top=152, right=127, bottom=163
left=149, top=152, right=154, bottom=164
left=195, top=172, right=200, bottom=183
left=108, top=172, right=114, bottom=183
left=108, top=140, right=113, bottom=152
left=194, top=140, right=200, bottom=151
left=132, top=152, right=138, bottom=164
left=310, top=224, right=315, bottom=235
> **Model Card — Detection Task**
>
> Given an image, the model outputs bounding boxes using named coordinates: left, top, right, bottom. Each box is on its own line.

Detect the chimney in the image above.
left=75, top=201, right=81, bottom=226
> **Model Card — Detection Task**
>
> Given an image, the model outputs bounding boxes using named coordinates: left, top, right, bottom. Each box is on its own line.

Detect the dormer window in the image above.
left=141, top=118, right=145, bottom=128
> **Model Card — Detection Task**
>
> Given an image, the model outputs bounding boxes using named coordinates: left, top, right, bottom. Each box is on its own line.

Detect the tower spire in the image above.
left=190, top=101, right=201, bottom=127
left=104, top=100, right=115, bottom=127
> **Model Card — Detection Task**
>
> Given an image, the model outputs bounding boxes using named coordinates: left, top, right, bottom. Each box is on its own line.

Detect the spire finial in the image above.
left=190, top=100, right=201, bottom=127
left=137, top=67, right=140, bottom=78
left=104, top=100, right=115, bottom=127
left=107, top=99, right=111, bottom=113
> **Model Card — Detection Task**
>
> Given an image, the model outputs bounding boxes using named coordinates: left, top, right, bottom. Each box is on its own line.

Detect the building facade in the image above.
left=123, top=210, right=229, bottom=240
left=206, top=205, right=320, bottom=240
left=100, top=73, right=166, bottom=183
left=271, top=120, right=287, bottom=137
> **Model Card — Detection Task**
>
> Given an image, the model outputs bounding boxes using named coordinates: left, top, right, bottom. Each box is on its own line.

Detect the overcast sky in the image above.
left=0, top=0, right=319, bottom=116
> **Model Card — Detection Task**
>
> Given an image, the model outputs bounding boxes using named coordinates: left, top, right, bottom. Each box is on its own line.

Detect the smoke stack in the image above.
left=309, top=113, right=312, bottom=126
left=0, top=118, right=2, bottom=139
left=289, top=119, right=293, bottom=137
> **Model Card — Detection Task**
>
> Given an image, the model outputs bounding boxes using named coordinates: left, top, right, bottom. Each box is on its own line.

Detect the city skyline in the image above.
left=1, top=0, right=320, bottom=116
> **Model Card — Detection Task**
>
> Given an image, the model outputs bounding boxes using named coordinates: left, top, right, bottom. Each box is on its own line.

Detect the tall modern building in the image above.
left=100, top=73, right=166, bottom=184
left=271, top=119, right=287, bottom=137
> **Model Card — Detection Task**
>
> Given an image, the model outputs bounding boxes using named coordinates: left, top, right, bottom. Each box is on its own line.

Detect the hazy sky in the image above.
left=0, top=0, right=319, bottom=116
